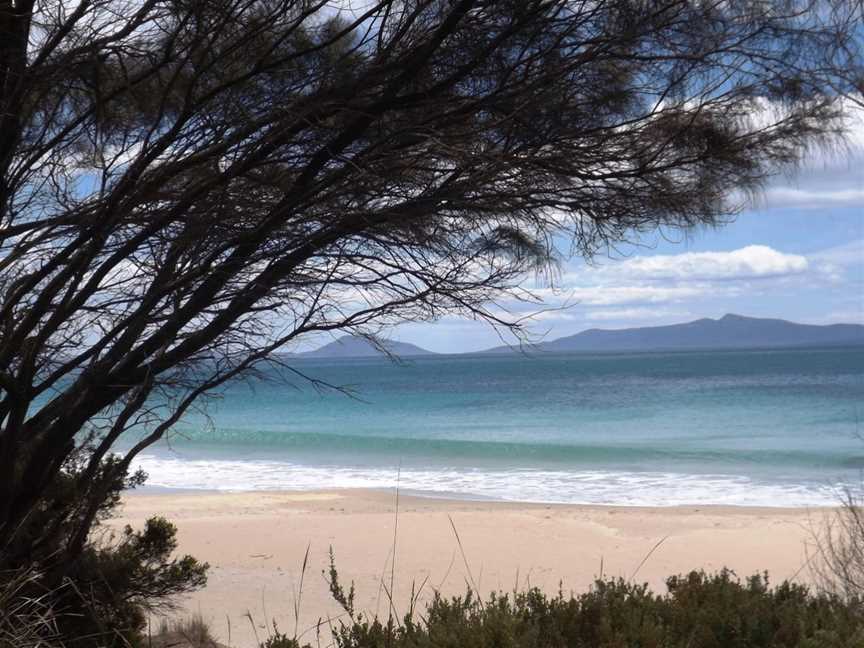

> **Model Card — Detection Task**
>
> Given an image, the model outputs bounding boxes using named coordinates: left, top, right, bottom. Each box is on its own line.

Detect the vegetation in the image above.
left=326, top=573, right=863, bottom=648
left=150, top=614, right=224, bottom=648
left=0, top=566, right=64, bottom=648
left=150, top=570, right=864, bottom=648
left=810, top=486, right=864, bottom=601
left=0, top=463, right=206, bottom=647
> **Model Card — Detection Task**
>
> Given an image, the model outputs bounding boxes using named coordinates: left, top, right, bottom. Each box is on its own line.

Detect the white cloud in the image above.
left=612, top=245, right=809, bottom=281
left=805, top=239, right=864, bottom=283
left=525, top=310, right=579, bottom=322
left=546, top=245, right=811, bottom=308
left=561, top=245, right=811, bottom=286
left=586, top=308, right=686, bottom=321
left=566, top=284, right=708, bottom=305
left=810, top=239, right=864, bottom=267
left=827, top=309, right=864, bottom=324
left=728, top=100, right=864, bottom=211
left=756, top=103, right=864, bottom=210
left=545, top=244, right=826, bottom=311
left=762, top=187, right=864, bottom=210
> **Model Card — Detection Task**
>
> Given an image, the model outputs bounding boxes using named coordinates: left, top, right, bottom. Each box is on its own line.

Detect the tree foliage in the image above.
left=0, top=0, right=862, bottom=640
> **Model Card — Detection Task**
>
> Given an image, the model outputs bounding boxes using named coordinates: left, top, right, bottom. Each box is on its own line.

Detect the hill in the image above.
left=483, top=314, right=864, bottom=353
left=301, top=335, right=435, bottom=358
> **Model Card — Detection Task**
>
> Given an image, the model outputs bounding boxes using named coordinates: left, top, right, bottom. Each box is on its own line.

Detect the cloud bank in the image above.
left=617, top=245, right=809, bottom=281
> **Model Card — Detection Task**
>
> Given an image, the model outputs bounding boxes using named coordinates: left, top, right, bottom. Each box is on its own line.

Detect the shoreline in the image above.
left=128, top=483, right=837, bottom=510
left=130, top=484, right=838, bottom=513
left=128, top=445, right=847, bottom=508
left=113, top=488, right=833, bottom=647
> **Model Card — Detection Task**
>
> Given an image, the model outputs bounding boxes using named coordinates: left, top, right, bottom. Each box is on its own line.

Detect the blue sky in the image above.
left=391, top=125, right=864, bottom=353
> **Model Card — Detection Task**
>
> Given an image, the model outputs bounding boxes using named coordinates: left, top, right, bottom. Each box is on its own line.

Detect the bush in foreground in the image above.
left=288, top=569, right=863, bottom=648
left=0, top=462, right=207, bottom=648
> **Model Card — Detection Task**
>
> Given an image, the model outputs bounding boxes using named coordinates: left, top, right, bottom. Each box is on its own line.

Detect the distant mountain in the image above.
left=301, top=335, right=435, bottom=358
left=483, top=314, right=864, bottom=354
left=298, top=316, right=864, bottom=358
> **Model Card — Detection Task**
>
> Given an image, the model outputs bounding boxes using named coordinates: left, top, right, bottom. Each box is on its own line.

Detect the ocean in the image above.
left=129, top=346, right=864, bottom=507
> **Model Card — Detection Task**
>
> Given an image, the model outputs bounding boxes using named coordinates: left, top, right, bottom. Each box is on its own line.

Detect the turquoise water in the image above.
left=131, top=347, right=864, bottom=506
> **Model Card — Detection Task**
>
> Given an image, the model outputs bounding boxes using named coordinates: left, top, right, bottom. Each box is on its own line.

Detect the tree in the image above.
left=0, top=0, right=860, bottom=639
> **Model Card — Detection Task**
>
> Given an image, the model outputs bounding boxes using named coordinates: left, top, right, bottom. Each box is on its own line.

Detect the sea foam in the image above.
left=131, top=452, right=839, bottom=507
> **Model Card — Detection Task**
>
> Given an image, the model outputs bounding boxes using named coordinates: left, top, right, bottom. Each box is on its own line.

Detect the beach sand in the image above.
left=113, top=490, right=828, bottom=647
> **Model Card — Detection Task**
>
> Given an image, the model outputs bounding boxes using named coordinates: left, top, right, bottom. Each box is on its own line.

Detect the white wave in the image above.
left=129, top=453, right=839, bottom=507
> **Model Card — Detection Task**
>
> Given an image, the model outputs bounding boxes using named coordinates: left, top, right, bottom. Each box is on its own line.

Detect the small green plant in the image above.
left=325, top=548, right=357, bottom=619
left=260, top=623, right=303, bottom=648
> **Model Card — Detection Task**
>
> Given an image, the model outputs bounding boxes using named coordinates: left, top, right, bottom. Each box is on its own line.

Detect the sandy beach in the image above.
left=111, top=489, right=829, bottom=647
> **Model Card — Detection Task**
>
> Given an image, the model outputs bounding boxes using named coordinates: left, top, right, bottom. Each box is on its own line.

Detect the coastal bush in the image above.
left=303, top=570, right=864, bottom=648
left=0, top=460, right=207, bottom=648
left=811, top=486, right=864, bottom=601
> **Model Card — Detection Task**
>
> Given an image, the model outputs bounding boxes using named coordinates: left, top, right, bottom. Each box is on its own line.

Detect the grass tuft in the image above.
left=149, top=613, right=222, bottom=648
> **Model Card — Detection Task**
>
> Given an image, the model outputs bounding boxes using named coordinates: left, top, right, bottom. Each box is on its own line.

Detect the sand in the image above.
left=112, top=490, right=829, bottom=647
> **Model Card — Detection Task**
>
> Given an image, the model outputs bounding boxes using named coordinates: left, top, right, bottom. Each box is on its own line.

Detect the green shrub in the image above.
left=64, top=516, right=208, bottom=645
left=261, top=631, right=304, bottom=648
left=0, top=457, right=207, bottom=648
left=299, top=570, right=864, bottom=648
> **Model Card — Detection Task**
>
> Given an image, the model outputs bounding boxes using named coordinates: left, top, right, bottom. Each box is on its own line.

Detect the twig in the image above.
left=629, top=535, right=669, bottom=581
left=447, top=514, right=483, bottom=607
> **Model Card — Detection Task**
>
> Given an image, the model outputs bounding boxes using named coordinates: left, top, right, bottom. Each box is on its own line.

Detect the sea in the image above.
left=128, top=346, right=864, bottom=507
